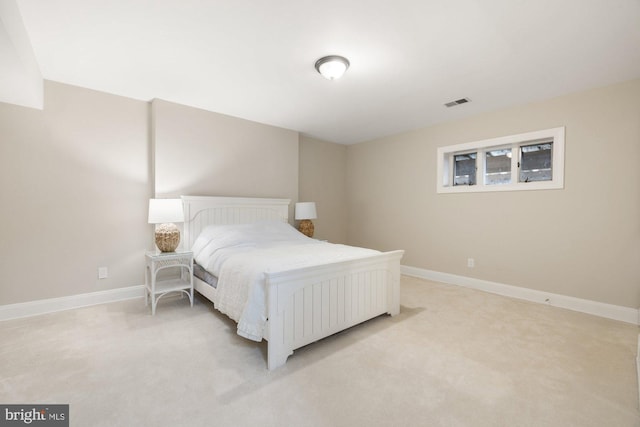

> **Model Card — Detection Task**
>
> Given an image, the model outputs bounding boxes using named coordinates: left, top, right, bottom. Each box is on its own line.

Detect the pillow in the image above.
left=191, top=223, right=252, bottom=261
left=191, top=221, right=309, bottom=263
left=244, top=220, right=309, bottom=243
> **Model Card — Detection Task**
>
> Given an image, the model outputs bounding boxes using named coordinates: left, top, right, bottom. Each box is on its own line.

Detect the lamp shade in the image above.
left=148, top=199, right=184, bottom=224
left=295, top=202, right=317, bottom=220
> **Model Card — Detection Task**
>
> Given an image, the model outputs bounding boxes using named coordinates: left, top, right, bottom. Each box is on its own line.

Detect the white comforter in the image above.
left=191, top=221, right=379, bottom=341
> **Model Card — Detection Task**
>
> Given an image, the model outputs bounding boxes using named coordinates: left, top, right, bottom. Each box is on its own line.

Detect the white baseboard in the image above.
left=401, top=265, right=640, bottom=326
left=0, top=285, right=145, bottom=321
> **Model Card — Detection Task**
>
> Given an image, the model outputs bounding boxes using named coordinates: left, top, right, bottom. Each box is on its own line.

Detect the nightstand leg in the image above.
left=151, top=269, right=156, bottom=315
left=144, top=266, right=149, bottom=306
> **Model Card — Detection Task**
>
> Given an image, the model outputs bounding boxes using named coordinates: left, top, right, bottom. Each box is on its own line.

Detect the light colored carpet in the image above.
left=1, top=276, right=638, bottom=426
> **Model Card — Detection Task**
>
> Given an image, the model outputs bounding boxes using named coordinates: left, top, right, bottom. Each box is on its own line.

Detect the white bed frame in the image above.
left=182, top=196, right=404, bottom=370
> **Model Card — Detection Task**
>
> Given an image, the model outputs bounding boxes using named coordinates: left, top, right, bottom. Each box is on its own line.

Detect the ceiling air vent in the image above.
left=444, top=98, right=471, bottom=108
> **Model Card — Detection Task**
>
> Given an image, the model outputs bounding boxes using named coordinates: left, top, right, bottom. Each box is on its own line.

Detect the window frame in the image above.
left=436, top=127, right=565, bottom=194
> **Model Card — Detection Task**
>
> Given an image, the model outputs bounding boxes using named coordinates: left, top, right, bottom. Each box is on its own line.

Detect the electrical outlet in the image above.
left=467, top=258, right=475, bottom=268
left=98, top=267, right=108, bottom=279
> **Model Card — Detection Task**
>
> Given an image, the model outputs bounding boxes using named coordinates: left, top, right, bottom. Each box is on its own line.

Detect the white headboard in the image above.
left=181, top=196, right=291, bottom=250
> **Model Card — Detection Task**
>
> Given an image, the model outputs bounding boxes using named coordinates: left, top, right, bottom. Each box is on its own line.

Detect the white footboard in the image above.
left=264, top=250, right=404, bottom=370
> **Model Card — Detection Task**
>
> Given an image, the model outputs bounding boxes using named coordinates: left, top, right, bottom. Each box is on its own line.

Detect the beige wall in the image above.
left=152, top=99, right=299, bottom=219
left=347, top=78, right=640, bottom=308
left=299, top=135, right=348, bottom=243
left=0, top=83, right=306, bottom=306
left=0, top=81, right=151, bottom=305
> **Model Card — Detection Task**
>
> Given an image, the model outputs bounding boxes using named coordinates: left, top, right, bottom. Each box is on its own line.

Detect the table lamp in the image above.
left=295, top=202, right=317, bottom=238
left=148, top=199, right=184, bottom=252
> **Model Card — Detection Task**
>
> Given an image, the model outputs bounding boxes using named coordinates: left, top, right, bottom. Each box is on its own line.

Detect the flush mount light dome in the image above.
left=315, top=55, right=350, bottom=80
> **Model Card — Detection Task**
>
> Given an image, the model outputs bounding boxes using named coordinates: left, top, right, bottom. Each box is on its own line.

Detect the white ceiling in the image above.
left=5, top=0, right=640, bottom=144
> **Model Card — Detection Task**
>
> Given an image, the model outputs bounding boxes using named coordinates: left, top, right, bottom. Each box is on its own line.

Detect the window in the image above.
left=519, top=142, right=552, bottom=182
left=485, top=148, right=512, bottom=185
left=437, top=127, right=564, bottom=193
left=454, top=153, right=476, bottom=186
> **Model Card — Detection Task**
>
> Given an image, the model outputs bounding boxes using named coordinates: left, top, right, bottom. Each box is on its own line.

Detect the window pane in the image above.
left=520, top=142, right=552, bottom=182
left=485, top=148, right=512, bottom=185
left=454, top=153, right=476, bottom=186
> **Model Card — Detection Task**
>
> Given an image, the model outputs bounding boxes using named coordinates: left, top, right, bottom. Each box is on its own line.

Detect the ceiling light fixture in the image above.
left=315, top=55, right=350, bottom=80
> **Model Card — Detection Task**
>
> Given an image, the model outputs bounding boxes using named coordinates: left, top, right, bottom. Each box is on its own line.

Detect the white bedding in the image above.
left=192, top=221, right=379, bottom=341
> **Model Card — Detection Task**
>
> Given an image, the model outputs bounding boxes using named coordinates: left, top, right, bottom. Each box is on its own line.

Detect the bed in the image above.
left=182, top=195, right=404, bottom=370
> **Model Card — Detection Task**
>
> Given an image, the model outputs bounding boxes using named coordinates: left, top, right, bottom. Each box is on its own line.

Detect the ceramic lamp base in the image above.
left=298, top=219, right=314, bottom=238
left=155, top=223, right=180, bottom=252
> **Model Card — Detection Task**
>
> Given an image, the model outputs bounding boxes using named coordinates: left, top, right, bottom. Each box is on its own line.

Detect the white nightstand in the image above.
left=144, top=250, right=194, bottom=315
